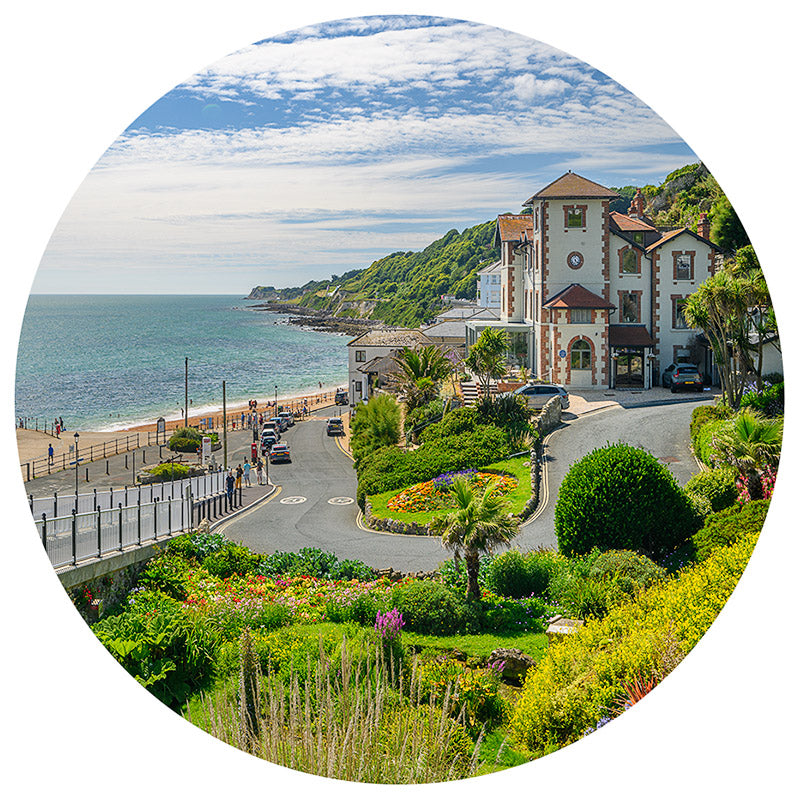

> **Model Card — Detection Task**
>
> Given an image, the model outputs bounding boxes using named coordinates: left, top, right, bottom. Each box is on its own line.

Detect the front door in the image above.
left=616, top=350, right=644, bottom=387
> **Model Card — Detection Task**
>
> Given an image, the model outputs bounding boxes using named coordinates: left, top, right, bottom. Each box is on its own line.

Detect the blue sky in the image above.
left=34, top=15, right=697, bottom=294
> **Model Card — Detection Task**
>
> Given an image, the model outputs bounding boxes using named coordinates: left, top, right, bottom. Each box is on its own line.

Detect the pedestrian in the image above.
left=243, top=461, right=251, bottom=487
left=235, top=463, right=243, bottom=489
left=241, top=411, right=245, bottom=427
left=59, top=416, right=65, bottom=431
left=48, top=443, right=54, bottom=464
left=55, top=420, right=60, bottom=438
left=256, top=459, right=264, bottom=485
left=226, top=470, right=235, bottom=501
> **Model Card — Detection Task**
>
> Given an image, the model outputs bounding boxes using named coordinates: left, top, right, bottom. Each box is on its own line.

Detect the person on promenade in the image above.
left=243, top=461, right=251, bottom=487
left=235, top=464, right=243, bottom=489
left=59, top=416, right=65, bottom=431
left=256, top=459, right=263, bottom=485
left=226, top=470, right=235, bottom=501
left=48, top=443, right=54, bottom=464
left=55, top=420, right=60, bottom=438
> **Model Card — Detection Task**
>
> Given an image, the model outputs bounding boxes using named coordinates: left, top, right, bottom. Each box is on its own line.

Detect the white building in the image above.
left=476, top=260, right=502, bottom=309
left=467, top=171, right=726, bottom=389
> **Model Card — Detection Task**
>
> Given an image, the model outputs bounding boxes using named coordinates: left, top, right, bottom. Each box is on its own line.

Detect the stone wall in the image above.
left=534, top=394, right=562, bottom=435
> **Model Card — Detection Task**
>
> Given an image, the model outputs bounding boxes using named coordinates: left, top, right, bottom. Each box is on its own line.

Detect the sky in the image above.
left=33, top=14, right=697, bottom=295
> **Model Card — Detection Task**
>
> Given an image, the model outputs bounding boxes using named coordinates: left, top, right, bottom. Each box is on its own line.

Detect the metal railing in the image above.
left=29, top=470, right=225, bottom=519
left=36, top=483, right=245, bottom=570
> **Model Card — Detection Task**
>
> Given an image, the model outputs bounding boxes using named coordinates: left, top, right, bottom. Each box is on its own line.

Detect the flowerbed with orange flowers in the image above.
left=386, top=470, right=518, bottom=514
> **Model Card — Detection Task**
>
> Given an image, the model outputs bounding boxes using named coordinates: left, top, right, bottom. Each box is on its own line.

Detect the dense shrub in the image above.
left=741, top=381, right=784, bottom=416
left=554, top=443, right=700, bottom=559
left=438, top=554, right=492, bottom=595
left=690, top=404, right=733, bottom=459
left=168, top=437, right=201, bottom=453
left=686, top=491, right=713, bottom=520
left=167, top=528, right=228, bottom=561
left=92, top=595, right=220, bottom=709
left=202, top=542, right=263, bottom=579
left=509, top=529, right=759, bottom=753
left=351, top=394, right=401, bottom=465
left=476, top=394, right=531, bottom=437
left=684, top=468, right=738, bottom=512
left=417, top=407, right=479, bottom=443
left=691, top=499, right=770, bottom=561
left=138, top=551, right=194, bottom=600
left=694, top=418, right=735, bottom=467
left=257, top=548, right=376, bottom=582
left=588, top=550, right=667, bottom=592
left=145, top=462, right=191, bottom=481
left=484, top=550, right=548, bottom=599
left=391, top=580, right=468, bottom=635
left=404, top=398, right=446, bottom=434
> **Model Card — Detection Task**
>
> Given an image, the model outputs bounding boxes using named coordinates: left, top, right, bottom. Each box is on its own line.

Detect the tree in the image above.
left=465, top=327, right=510, bottom=398
left=711, top=410, right=782, bottom=500
left=710, top=195, right=750, bottom=252
left=431, top=476, right=520, bottom=600
left=391, top=344, right=455, bottom=411
left=350, top=394, right=401, bottom=465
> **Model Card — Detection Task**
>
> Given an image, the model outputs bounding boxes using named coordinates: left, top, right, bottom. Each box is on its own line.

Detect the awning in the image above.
left=608, top=325, right=656, bottom=348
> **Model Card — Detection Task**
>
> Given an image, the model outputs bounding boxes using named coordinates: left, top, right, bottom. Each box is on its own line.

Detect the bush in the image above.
left=202, top=543, right=263, bottom=579
left=484, top=550, right=547, bottom=599
left=694, top=419, right=735, bottom=467
left=404, top=398, right=445, bottom=434
left=145, top=462, right=191, bottom=481
left=391, top=580, right=467, bottom=635
left=690, top=404, right=733, bottom=458
left=257, top=548, right=376, bottom=582
left=508, top=529, right=760, bottom=753
left=685, top=468, right=738, bottom=512
left=588, top=550, right=667, bottom=592
left=691, top=499, right=770, bottom=561
left=686, top=491, right=713, bottom=520
left=168, top=437, right=201, bottom=453
left=741, top=382, right=784, bottom=416
left=417, top=407, right=479, bottom=443
left=554, top=443, right=701, bottom=559
left=167, top=528, right=228, bottom=561
left=138, top=551, right=194, bottom=600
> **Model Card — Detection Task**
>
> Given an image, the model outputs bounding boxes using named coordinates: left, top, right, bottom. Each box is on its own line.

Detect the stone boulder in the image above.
left=488, top=647, right=536, bottom=685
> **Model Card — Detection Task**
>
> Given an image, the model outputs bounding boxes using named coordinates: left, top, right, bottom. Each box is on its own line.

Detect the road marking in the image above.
left=280, top=495, right=307, bottom=505
left=328, top=497, right=354, bottom=505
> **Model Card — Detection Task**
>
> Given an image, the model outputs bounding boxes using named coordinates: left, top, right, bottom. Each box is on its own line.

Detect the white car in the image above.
left=510, top=382, right=570, bottom=410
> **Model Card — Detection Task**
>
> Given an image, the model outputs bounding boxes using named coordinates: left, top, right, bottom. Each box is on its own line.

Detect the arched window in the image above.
left=571, top=339, right=591, bottom=370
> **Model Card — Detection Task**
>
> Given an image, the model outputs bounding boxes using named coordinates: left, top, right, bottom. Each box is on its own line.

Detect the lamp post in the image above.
left=74, top=431, right=80, bottom=498
left=184, top=356, right=189, bottom=428
left=274, top=384, right=278, bottom=410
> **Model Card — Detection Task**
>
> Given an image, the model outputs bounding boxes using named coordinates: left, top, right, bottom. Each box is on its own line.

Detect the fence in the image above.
left=36, top=483, right=245, bottom=570
left=29, top=470, right=225, bottom=519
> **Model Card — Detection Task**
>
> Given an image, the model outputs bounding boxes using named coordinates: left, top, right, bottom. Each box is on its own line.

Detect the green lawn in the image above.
left=368, top=455, right=532, bottom=525
left=403, top=629, right=548, bottom=660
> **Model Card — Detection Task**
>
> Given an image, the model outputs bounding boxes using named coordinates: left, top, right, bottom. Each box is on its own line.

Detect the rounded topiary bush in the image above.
left=484, top=550, right=549, bottom=598
left=685, top=468, right=738, bottom=512
left=554, top=443, right=700, bottom=559
left=391, top=580, right=466, bottom=635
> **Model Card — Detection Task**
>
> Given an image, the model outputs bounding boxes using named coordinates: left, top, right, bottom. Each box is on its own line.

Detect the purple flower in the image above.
left=375, top=608, right=404, bottom=642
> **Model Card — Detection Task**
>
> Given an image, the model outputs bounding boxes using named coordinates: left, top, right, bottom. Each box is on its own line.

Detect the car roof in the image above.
left=271, top=443, right=289, bottom=449
left=328, top=417, right=342, bottom=422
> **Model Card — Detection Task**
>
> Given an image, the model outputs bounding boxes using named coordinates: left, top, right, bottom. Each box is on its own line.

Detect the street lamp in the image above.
left=74, top=431, right=80, bottom=498
left=274, top=384, right=278, bottom=410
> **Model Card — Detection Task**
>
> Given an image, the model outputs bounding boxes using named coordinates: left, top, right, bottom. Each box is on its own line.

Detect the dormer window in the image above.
left=632, top=231, right=644, bottom=245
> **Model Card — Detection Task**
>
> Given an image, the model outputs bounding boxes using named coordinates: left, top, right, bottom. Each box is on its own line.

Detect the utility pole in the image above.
left=184, top=356, right=189, bottom=428
left=222, top=380, right=228, bottom=469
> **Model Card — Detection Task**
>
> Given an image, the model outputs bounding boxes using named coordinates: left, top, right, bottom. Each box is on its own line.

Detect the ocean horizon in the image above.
left=15, top=294, right=349, bottom=432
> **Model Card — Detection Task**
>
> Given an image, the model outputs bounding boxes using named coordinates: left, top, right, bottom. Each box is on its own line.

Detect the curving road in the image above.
left=220, top=400, right=708, bottom=572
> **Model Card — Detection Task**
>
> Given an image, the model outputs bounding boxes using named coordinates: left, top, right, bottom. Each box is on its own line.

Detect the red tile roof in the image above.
left=526, top=172, right=619, bottom=203
left=609, top=211, right=658, bottom=232
left=496, top=214, right=533, bottom=242
left=646, top=226, right=723, bottom=252
left=542, top=283, right=615, bottom=309
left=608, top=325, right=656, bottom=347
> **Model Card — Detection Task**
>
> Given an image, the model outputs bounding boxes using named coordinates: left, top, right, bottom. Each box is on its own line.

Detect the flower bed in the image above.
left=386, top=470, right=518, bottom=514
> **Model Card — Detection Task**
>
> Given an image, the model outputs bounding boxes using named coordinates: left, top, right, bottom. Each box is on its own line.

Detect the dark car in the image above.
left=260, top=432, right=279, bottom=453
left=269, top=443, right=291, bottom=463
left=662, top=363, right=704, bottom=392
left=335, top=389, right=349, bottom=406
left=326, top=417, right=344, bottom=436
left=510, top=382, right=570, bottom=410
left=261, top=423, right=280, bottom=441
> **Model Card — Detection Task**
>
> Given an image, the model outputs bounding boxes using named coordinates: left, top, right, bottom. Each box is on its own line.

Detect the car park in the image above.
left=509, top=382, right=570, bottom=410
left=662, top=363, right=704, bottom=392
left=269, top=443, right=291, bottom=463
left=278, top=411, right=295, bottom=427
left=326, top=417, right=344, bottom=436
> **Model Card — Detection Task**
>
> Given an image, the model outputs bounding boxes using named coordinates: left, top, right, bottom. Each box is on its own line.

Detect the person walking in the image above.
left=59, top=416, right=65, bottom=431
left=235, top=463, right=243, bottom=490
left=243, top=461, right=251, bottom=487
left=256, top=459, right=264, bottom=485
left=48, top=443, right=54, bottom=464
left=225, top=470, right=235, bottom=502
left=55, top=420, right=60, bottom=438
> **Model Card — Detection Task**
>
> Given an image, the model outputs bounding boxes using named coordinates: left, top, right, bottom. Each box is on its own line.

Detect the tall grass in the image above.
left=186, top=632, right=483, bottom=783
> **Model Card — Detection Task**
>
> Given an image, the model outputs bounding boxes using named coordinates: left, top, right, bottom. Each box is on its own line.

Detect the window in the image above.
left=632, top=231, right=644, bottom=245
left=675, top=253, right=693, bottom=280
left=621, top=248, right=639, bottom=274
left=534, top=207, right=539, bottom=232
left=355, top=350, right=366, bottom=362
left=620, top=293, right=640, bottom=323
left=673, top=298, right=689, bottom=329
left=570, top=308, right=591, bottom=324
left=570, top=340, right=591, bottom=370
left=566, top=208, right=584, bottom=227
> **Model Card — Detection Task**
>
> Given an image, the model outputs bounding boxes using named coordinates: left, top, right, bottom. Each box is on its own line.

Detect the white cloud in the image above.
left=511, top=73, right=569, bottom=102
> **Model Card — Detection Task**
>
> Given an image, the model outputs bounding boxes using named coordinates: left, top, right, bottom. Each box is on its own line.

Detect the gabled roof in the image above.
left=420, top=319, right=469, bottom=339
left=608, top=325, right=656, bottom=348
left=476, top=259, right=502, bottom=275
left=495, top=214, right=533, bottom=244
left=542, top=284, right=615, bottom=310
left=347, top=328, right=432, bottom=348
left=609, top=211, right=658, bottom=232
left=646, top=226, right=723, bottom=253
left=526, top=172, right=620, bottom=204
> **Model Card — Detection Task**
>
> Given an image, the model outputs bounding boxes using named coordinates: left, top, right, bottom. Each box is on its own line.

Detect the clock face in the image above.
left=568, top=251, right=583, bottom=269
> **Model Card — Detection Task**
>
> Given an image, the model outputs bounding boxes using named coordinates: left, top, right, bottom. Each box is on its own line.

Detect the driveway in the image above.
left=219, top=399, right=709, bottom=571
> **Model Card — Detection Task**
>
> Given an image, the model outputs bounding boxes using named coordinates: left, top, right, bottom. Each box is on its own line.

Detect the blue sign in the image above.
left=558, top=349, right=566, bottom=358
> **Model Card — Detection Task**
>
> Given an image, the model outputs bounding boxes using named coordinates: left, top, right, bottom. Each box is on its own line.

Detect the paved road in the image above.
left=219, top=398, right=709, bottom=572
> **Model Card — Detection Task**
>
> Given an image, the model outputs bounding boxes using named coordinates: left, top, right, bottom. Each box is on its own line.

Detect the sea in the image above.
left=15, top=295, right=349, bottom=432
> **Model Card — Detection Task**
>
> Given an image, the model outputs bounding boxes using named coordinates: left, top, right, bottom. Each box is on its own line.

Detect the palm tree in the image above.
left=391, top=344, right=455, bottom=410
left=431, top=476, right=520, bottom=600
left=464, top=327, right=509, bottom=399
left=712, top=409, right=782, bottom=499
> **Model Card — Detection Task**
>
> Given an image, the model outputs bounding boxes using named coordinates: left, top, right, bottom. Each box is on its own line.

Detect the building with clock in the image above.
left=465, top=171, right=724, bottom=389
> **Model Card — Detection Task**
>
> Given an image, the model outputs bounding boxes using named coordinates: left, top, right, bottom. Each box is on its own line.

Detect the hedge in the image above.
left=690, top=499, right=770, bottom=562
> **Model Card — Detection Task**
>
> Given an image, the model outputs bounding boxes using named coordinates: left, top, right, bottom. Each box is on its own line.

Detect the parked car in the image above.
left=278, top=410, right=295, bottom=427
left=270, top=416, right=288, bottom=433
left=335, top=389, right=349, bottom=406
left=262, top=423, right=280, bottom=440
left=662, top=363, right=704, bottom=392
left=269, top=443, right=291, bottom=463
left=326, top=417, right=344, bottom=436
left=260, top=432, right=279, bottom=453
left=510, top=382, right=570, bottom=410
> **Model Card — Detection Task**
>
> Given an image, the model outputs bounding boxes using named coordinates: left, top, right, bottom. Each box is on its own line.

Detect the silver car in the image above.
left=511, top=382, right=570, bottom=410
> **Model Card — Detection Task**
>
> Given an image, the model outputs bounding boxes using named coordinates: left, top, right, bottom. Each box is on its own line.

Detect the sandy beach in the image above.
left=16, top=384, right=348, bottom=468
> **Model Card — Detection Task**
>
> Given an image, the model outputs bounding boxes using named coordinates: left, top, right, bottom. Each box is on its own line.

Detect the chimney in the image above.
left=697, top=212, right=710, bottom=240
left=628, top=188, right=645, bottom=219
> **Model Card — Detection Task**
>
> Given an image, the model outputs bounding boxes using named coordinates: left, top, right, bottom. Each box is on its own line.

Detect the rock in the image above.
left=546, top=616, right=584, bottom=644
left=488, top=648, right=536, bottom=685
left=196, top=519, right=211, bottom=537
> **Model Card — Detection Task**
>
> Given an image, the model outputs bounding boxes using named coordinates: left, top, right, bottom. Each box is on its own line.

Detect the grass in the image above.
left=368, top=455, right=532, bottom=525
left=403, top=630, right=549, bottom=661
